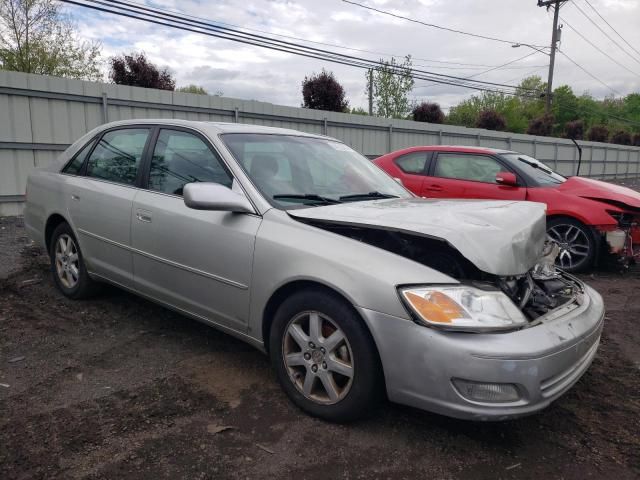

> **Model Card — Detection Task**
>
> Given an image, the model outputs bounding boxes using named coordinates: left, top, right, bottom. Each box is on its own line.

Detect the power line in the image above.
left=341, top=0, right=547, bottom=49
left=557, top=49, right=622, bottom=95
left=560, top=16, right=640, bottom=79
left=583, top=0, right=640, bottom=59
left=62, top=0, right=541, bottom=95
left=414, top=50, right=542, bottom=91
left=569, top=1, right=640, bottom=68
left=111, top=0, right=547, bottom=71
left=60, top=0, right=640, bottom=127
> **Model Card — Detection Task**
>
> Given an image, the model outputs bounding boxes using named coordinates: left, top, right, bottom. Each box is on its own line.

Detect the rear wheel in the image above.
left=546, top=217, right=595, bottom=272
left=49, top=222, right=99, bottom=299
left=269, top=289, right=382, bottom=422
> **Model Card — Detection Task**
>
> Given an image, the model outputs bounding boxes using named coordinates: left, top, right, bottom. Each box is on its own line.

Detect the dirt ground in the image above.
left=1, top=213, right=639, bottom=480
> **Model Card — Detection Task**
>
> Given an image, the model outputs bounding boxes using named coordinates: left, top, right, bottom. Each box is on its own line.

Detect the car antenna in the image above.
left=570, top=138, right=582, bottom=176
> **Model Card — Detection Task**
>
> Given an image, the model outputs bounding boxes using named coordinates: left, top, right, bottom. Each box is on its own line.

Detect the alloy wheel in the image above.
left=282, top=311, right=354, bottom=405
left=55, top=234, right=80, bottom=289
left=547, top=223, right=591, bottom=270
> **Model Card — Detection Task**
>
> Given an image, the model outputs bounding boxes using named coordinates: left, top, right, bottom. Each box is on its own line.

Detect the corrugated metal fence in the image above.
left=2, top=70, right=640, bottom=215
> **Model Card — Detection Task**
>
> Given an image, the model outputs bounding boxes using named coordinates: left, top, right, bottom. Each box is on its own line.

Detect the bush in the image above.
left=526, top=114, right=554, bottom=136
left=476, top=109, right=506, bottom=131
left=109, top=52, right=175, bottom=90
left=633, top=133, right=640, bottom=146
left=412, top=102, right=445, bottom=123
left=587, top=125, right=609, bottom=142
left=610, top=130, right=632, bottom=145
left=564, top=120, right=584, bottom=140
left=301, top=69, right=349, bottom=112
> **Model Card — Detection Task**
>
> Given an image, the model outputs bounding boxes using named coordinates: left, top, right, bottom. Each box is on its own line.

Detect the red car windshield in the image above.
left=501, top=153, right=566, bottom=186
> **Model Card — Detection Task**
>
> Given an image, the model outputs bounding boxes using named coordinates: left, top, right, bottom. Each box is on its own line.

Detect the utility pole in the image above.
left=368, top=69, right=374, bottom=115
left=538, top=0, right=565, bottom=114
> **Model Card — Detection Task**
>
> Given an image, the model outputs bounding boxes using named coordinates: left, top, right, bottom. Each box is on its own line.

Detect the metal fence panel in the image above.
left=2, top=70, right=640, bottom=214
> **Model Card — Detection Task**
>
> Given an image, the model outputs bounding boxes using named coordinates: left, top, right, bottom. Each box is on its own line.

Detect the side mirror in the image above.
left=496, top=172, right=518, bottom=187
left=183, top=182, right=254, bottom=213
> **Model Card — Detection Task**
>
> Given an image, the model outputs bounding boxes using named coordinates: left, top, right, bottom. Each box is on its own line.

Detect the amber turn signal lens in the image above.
left=404, top=291, right=468, bottom=324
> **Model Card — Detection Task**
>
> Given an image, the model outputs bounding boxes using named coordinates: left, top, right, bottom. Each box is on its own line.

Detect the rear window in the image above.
left=62, top=139, right=95, bottom=175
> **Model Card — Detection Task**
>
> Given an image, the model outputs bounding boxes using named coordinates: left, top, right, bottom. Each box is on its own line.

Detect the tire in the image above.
left=269, top=288, right=383, bottom=422
left=49, top=222, right=99, bottom=299
left=546, top=217, right=596, bottom=272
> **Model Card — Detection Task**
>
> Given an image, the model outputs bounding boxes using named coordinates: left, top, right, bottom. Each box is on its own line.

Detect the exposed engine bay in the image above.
left=303, top=219, right=582, bottom=322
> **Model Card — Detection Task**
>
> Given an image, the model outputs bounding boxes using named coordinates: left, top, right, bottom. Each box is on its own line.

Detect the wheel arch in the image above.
left=44, top=213, right=70, bottom=252
left=261, top=281, right=383, bottom=371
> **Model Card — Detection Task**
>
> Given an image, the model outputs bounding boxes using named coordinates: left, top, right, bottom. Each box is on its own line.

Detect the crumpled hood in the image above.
left=289, top=198, right=547, bottom=276
left=559, top=176, right=640, bottom=209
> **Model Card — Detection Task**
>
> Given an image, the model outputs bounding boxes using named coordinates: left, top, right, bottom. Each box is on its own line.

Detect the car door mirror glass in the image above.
left=183, top=182, right=254, bottom=213
left=496, top=172, right=518, bottom=186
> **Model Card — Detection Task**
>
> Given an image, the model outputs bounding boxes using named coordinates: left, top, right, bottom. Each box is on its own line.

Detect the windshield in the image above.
left=501, top=153, right=566, bottom=185
left=220, top=133, right=411, bottom=209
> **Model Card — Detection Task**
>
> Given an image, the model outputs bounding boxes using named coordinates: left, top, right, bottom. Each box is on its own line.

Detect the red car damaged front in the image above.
left=527, top=176, right=640, bottom=265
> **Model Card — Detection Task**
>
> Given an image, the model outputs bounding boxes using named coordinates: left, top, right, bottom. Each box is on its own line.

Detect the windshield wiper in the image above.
left=518, top=156, right=553, bottom=174
left=272, top=193, right=342, bottom=205
left=339, top=191, right=399, bottom=201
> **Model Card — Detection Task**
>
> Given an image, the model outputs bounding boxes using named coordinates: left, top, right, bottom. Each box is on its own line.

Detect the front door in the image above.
left=131, top=128, right=261, bottom=331
left=424, top=152, right=527, bottom=200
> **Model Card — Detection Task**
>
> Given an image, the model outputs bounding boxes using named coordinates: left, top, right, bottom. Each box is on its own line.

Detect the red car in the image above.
left=374, top=146, right=640, bottom=272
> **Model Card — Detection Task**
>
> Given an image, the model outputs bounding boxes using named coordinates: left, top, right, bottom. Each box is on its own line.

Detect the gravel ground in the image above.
left=1, top=214, right=639, bottom=479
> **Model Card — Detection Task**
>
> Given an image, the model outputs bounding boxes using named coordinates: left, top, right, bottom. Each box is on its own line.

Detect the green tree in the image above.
left=0, top=0, right=101, bottom=80
left=349, top=106, right=368, bottom=115
left=552, top=85, right=579, bottom=131
left=177, top=84, right=208, bottom=95
left=371, top=55, right=414, bottom=118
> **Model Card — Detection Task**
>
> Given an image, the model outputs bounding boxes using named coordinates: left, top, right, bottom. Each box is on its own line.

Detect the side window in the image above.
left=62, top=139, right=95, bottom=175
left=395, top=152, right=428, bottom=174
left=149, top=129, right=232, bottom=196
left=434, top=153, right=504, bottom=183
left=85, top=128, right=150, bottom=185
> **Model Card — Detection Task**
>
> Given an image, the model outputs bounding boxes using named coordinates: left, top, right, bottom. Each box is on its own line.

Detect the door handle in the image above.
left=136, top=210, right=152, bottom=223
left=425, top=184, right=443, bottom=192
left=71, top=194, right=80, bottom=201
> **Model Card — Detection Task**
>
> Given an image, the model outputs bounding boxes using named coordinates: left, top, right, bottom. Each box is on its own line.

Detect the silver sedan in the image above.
left=24, top=119, right=604, bottom=422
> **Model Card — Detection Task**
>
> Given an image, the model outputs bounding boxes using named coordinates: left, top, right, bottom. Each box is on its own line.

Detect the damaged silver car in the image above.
left=24, top=120, right=605, bottom=421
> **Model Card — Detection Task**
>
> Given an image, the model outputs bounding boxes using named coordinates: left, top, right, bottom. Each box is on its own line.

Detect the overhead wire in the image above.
left=61, top=0, right=543, bottom=96
left=59, top=0, right=640, bottom=127
left=340, top=0, right=547, bottom=49
left=569, top=0, right=640, bottom=68
left=582, top=0, right=640, bottom=59
left=559, top=16, right=640, bottom=79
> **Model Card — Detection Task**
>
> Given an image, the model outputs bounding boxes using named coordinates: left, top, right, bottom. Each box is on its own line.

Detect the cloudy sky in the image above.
left=69, top=0, right=640, bottom=112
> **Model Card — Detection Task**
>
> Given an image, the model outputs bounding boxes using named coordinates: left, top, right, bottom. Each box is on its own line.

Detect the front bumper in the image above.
left=358, top=284, right=605, bottom=420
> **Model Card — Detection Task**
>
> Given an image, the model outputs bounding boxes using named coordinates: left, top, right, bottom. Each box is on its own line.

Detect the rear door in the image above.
left=66, top=126, right=152, bottom=288
left=392, top=151, right=431, bottom=196
left=424, top=152, right=526, bottom=200
left=131, top=127, right=261, bottom=331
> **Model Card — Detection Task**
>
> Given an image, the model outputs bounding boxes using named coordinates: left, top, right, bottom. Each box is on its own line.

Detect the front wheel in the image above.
left=546, top=217, right=596, bottom=272
left=269, top=289, right=383, bottom=422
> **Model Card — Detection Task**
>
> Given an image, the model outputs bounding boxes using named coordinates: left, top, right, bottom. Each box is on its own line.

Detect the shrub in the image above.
left=587, top=125, right=609, bottom=142
left=610, top=130, right=632, bottom=145
left=633, top=133, right=640, bottom=146
left=301, top=69, right=349, bottom=112
left=564, top=120, right=584, bottom=140
left=109, top=52, right=175, bottom=90
left=412, top=102, right=445, bottom=123
left=476, top=109, right=506, bottom=131
left=526, top=114, right=554, bottom=136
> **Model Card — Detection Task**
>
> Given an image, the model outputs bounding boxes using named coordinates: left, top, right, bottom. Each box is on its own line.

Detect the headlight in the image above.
left=399, top=285, right=527, bottom=332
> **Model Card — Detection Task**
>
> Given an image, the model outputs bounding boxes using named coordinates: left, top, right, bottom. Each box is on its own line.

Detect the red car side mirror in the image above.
left=496, top=172, right=518, bottom=187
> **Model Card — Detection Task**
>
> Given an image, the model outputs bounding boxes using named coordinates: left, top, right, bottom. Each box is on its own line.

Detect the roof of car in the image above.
left=380, top=145, right=515, bottom=157
left=98, top=119, right=327, bottom=138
